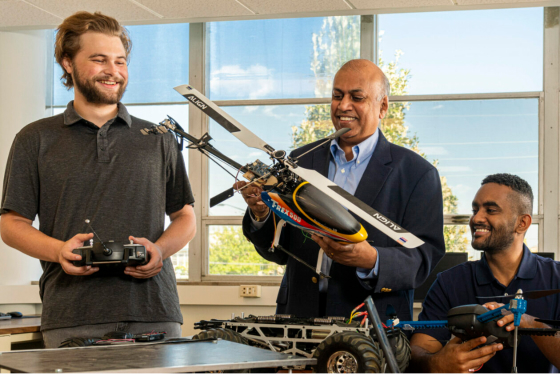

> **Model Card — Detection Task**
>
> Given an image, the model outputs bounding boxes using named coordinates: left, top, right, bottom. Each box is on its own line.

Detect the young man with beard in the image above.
left=410, top=174, right=560, bottom=373
left=0, top=12, right=196, bottom=348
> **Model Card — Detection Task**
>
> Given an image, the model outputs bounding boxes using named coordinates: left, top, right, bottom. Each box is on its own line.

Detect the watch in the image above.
left=252, top=209, right=269, bottom=222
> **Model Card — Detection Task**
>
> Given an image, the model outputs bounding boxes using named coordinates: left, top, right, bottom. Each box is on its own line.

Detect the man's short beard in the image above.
left=472, top=219, right=517, bottom=254
left=73, top=67, right=126, bottom=105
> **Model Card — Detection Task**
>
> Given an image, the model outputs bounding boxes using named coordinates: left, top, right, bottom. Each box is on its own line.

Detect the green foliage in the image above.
left=311, top=16, right=361, bottom=98
left=174, top=265, right=187, bottom=278
left=441, top=175, right=469, bottom=251
left=208, top=226, right=284, bottom=275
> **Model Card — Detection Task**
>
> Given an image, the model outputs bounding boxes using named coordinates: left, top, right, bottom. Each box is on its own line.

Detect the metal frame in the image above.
left=51, top=91, right=542, bottom=110
left=543, top=7, right=559, bottom=256
left=188, top=22, right=206, bottom=282
left=226, top=320, right=371, bottom=357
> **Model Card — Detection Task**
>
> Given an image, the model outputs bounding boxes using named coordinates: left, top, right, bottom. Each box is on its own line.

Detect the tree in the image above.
left=208, top=226, right=284, bottom=275
left=292, top=16, right=468, bottom=253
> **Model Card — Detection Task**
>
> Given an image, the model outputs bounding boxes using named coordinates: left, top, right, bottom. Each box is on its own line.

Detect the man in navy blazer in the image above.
left=238, top=59, right=445, bottom=321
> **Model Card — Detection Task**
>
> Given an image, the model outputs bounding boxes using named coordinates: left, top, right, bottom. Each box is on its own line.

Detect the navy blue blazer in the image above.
left=242, top=131, right=445, bottom=321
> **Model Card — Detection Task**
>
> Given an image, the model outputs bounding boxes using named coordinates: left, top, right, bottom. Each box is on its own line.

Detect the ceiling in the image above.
left=0, top=0, right=559, bottom=30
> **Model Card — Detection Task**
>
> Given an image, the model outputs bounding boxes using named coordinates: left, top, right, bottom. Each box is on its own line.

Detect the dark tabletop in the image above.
left=0, top=339, right=315, bottom=373
left=0, top=316, right=41, bottom=335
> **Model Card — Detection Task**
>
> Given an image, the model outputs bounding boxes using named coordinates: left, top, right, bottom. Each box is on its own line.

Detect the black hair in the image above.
left=481, top=173, right=533, bottom=215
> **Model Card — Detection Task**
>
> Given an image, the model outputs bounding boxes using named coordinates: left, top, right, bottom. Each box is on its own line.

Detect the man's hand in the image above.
left=311, top=235, right=377, bottom=268
left=234, top=181, right=269, bottom=219
left=58, top=233, right=99, bottom=276
left=482, top=300, right=560, bottom=368
left=411, top=332, right=503, bottom=373
left=429, top=336, right=503, bottom=373
left=483, top=301, right=539, bottom=330
left=125, top=236, right=163, bottom=279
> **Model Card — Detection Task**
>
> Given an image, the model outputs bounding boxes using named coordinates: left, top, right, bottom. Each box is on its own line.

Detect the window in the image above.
left=207, top=17, right=360, bottom=100
left=200, top=8, right=545, bottom=276
left=392, top=98, right=539, bottom=215
left=379, top=8, right=543, bottom=94
left=208, top=226, right=284, bottom=276
left=201, top=16, right=360, bottom=280
left=377, top=8, right=543, bottom=259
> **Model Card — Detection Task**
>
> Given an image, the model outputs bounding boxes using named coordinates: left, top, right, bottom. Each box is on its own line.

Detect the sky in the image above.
left=53, top=7, right=543, bottom=250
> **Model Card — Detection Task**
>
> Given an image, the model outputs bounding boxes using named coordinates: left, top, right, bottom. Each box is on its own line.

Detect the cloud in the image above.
left=452, top=184, right=473, bottom=195
left=262, top=106, right=285, bottom=120
left=421, top=146, right=448, bottom=156
left=210, top=64, right=276, bottom=100
left=243, top=106, right=258, bottom=113
left=212, top=64, right=271, bottom=77
left=438, top=166, right=472, bottom=172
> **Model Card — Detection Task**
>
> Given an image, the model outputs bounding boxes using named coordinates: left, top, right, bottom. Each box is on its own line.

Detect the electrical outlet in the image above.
left=239, top=285, right=262, bottom=298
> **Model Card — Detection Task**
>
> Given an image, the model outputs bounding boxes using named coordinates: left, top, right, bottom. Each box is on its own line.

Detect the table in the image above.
left=0, top=318, right=41, bottom=352
left=0, top=339, right=316, bottom=373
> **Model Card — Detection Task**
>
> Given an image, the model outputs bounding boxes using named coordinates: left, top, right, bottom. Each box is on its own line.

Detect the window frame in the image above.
left=188, top=11, right=549, bottom=283
left=48, top=9, right=556, bottom=284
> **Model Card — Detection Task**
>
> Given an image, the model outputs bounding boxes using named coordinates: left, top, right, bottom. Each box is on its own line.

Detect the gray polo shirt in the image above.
left=1, top=101, right=194, bottom=330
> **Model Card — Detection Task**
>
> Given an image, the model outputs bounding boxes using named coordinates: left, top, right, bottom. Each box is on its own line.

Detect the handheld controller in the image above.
left=72, top=240, right=148, bottom=267
left=72, top=219, right=149, bottom=267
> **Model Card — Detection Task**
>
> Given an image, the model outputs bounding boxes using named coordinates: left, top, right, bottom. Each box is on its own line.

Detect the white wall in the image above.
left=0, top=284, right=279, bottom=336
left=0, top=30, right=48, bottom=285
left=0, top=284, right=424, bottom=337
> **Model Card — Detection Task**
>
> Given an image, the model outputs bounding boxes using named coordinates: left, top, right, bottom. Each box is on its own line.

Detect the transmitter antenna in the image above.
left=85, top=219, right=112, bottom=255
left=294, top=128, right=350, bottom=161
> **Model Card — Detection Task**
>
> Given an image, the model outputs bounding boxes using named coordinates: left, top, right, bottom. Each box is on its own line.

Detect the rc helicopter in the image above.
left=141, top=84, right=424, bottom=278
left=386, top=289, right=560, bottom=373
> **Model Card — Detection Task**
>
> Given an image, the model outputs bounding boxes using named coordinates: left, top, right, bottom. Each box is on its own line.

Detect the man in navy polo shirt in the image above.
left=410, top=173, right=560, bottom=373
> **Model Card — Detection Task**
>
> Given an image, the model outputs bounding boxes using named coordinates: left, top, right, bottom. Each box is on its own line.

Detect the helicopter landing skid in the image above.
left=270, top=219, right=330, bottom=279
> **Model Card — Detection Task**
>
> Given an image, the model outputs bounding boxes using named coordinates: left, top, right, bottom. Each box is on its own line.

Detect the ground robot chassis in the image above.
left=193, top=313, right=410, bottom=373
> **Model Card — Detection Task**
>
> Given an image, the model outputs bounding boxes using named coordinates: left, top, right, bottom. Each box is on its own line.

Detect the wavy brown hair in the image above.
left=55, top=11, right=132, bottom=89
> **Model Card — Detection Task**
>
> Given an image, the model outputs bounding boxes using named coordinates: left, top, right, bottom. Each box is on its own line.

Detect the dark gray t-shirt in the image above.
left=1, top=102, right=194, bottom=330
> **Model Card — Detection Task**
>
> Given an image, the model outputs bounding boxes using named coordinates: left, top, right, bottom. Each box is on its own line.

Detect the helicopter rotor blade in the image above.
left=535, top=318, right=560, bottom=327
left=523, top=289, right=560, bottom=299
left=476, top=289, right=560, bottom=300
left=518, top=327, right=560, bottom=337
left=174, top=84, right=275, bottom=155
left=209, top=188, right=236, bottom=208
left=287, top=165, right=424, bottom=248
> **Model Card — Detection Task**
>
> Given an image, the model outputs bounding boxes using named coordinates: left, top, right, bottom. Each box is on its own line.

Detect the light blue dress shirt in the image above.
left=319, top=129, right=380, bottom=291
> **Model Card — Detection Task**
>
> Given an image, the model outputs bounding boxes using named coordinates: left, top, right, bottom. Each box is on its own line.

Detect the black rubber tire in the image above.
left=58, top=337, right=101, bottom=348
left=313, top=332, right=383, bottom=373
left=193, top=327, right=249, bottom=345
left=389, top=329, right=411, bottom=372
left=378, top=329, right=411, bottom=372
